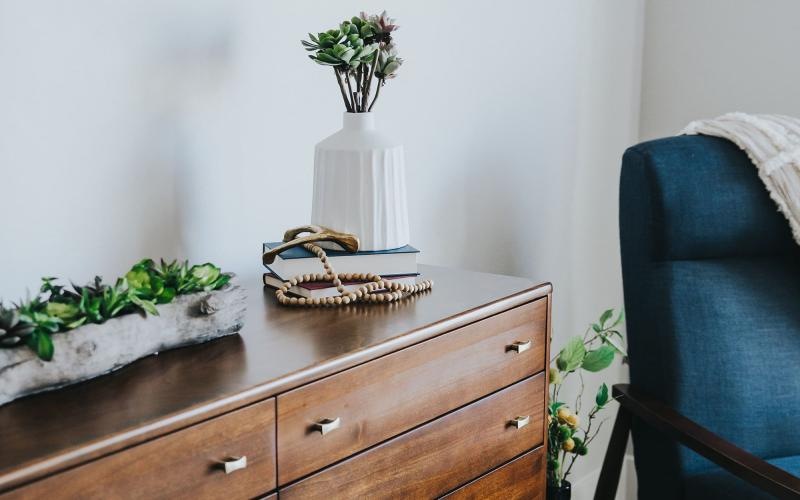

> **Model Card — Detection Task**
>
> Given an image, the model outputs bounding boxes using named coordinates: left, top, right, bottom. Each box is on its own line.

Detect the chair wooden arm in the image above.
left=594, top=384, right=800, bottom=500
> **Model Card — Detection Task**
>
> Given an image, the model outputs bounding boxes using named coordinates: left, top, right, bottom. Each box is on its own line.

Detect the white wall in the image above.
left=640, top=0, right=800, bottom=140
left=0, top=0, right=643, bottom=492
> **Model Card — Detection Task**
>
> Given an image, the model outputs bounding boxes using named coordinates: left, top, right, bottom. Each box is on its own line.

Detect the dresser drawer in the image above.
left=277, top=299, right=546, bottom=484
left=5, top=399, right=277, bottom=500
left=280, top=373, right=545, bottom=499
left=443, top=447, right=545, bottom=499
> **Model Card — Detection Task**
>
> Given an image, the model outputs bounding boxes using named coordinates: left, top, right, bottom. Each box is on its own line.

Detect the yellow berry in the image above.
left=562, top=438, right=575, bottom=452
left=556, top=407, right=571, bottom=424
left=566, top=414, right=579, bottom=428
left=549, top=367, right=563, bottom=385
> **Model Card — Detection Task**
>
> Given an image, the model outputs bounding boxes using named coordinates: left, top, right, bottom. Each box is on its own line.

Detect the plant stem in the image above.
left=368, top=79, right=383, bottom=111
left=334, top=68, right=353, bottom=112
left=355, top=65, right=363, bottom=111
left=345, top=71, right=356, bottom=111
left=364, top=56, right=378, bottom=110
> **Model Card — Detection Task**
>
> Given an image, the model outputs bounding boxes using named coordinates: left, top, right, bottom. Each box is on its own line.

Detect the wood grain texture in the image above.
left=277, top=299, right=546, bottom=484
left=280, top=374, right=545, bottom=500
left=3, top=398, right=277, bottom=500
left=443, top=447, right=545, bottom=500
left=0, top=265, right=549, bottom=492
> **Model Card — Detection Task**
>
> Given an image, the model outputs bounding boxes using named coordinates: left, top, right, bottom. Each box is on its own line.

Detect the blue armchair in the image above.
left=595, top=135, right=800, bottom=499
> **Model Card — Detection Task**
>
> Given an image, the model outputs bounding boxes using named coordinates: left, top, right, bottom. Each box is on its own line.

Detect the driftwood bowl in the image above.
left=0, top=282, right=247, bottom=407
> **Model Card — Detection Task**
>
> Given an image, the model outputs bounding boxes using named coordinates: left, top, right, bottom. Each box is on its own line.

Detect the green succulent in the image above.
left=0, top=304, right=35, bottom=348
left=17, top=299, right=62, bottom=361
left=301, top=11, right=403, bottom=112
left=1, top=258, right=232, bottom=361
left=375, top=43, right=402, bottom=79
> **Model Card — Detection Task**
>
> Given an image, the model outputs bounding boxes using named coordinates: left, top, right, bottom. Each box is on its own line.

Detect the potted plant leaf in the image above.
left=547, top=309, right=627, bottom=499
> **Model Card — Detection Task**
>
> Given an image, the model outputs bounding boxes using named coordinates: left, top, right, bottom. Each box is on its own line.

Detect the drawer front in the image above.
left=443, top=447, right=545, bottom=500
left=6, top=399, right=277, bottom=500
left=280, top=373, right=545, bottom=500
left=278, top=299, right=547, bottom=484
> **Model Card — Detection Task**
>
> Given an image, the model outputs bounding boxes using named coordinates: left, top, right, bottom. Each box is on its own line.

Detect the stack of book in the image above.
left=262, top=241, right=420, bottom=299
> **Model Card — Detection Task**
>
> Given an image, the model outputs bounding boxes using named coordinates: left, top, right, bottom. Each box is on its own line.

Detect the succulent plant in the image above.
left=301, top=11, right=403, bottom=112
left=0, top=304, right=35, bottom=348
left=1, top=259, right=232, bottom=361
left=375, top=43, right=403, bottom=80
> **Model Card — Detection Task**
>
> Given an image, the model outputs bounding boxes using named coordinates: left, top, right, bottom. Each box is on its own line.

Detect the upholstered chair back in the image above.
left=619, top=135, right=800, bottom=498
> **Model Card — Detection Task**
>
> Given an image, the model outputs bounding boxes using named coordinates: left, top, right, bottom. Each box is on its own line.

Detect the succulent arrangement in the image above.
left=0, top=260, right=231, bottom=361
left=547, top=309, right=627, bottom=492
left=302, top=11, right=402, bottom=112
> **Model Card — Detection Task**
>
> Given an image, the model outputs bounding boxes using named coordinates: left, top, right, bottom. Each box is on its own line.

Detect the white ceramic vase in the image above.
left=311, top=112, right=410, bottom=251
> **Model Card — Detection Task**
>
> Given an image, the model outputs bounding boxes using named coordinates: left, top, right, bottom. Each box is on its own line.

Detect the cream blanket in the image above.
left=682, top=113, right=800, bottom=246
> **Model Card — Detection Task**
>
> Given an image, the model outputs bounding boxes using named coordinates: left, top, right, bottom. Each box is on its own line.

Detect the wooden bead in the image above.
left=274, top=242, right=432, bottom=308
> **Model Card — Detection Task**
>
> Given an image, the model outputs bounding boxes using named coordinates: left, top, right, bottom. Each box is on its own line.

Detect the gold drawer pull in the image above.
left=510, top=415, right=530, bottom=429
left=221, top=456, right=247, bottom=474
left=313, top=417, right=341, bottom=435
left=508, top=340, right=532, bottom=353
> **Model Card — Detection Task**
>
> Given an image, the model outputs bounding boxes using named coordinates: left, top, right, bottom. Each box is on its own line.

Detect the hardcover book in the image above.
left=262, top=242, right=418, bottom=278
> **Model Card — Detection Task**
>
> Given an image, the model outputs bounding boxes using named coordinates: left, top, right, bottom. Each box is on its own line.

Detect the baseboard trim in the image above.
left=570, top=454, right=636, bottom=500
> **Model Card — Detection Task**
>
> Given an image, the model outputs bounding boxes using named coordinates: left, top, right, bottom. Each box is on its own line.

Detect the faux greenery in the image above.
left=302, top=11, right=402, bottom=112
left=547, top=309, right=627, bottom=489
left=0, top=260, right=231, bottom=362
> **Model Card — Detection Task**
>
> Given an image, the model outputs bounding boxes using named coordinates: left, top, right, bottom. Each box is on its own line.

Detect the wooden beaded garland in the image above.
left=275, top=242, right=433, bottom=307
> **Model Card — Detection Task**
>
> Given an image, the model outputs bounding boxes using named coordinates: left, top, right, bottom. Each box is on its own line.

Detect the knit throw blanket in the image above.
left=682, top=112, right=800, bottom=246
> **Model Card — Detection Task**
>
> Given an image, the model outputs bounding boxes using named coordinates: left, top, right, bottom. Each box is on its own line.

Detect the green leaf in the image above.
left=599, top=309, right=614, bottom=328
left=596, top=383, right=609, bottom=407
left=582, top=345, right=616, bottom=372
left=611, top=309, right=625, bottom=328
left=315, top=52, right=341, bottom=65
left=157, top=287, right=176, bottom=304
left=130, top=295, right=159, bottom=316
left=339, top=48, right=356, bottom=64
left=28, top=331, right=54, bottom=361
left=557, top=336, right=586, bottom=372
left=45, top=302, right=79, bottom=320
left=599, top=332, right=628, bottom=357
left=125, top=268, right=150, bottom=290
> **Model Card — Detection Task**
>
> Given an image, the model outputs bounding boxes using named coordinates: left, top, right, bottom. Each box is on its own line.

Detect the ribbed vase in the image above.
left=311, top=112, right=410, bottom=251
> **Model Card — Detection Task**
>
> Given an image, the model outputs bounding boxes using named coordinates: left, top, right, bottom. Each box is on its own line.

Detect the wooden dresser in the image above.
left=0, top=265, right=551, bottom=499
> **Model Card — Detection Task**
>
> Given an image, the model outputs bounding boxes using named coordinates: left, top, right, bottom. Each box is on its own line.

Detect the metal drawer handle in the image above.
left=510, top=415, right=530, bottom=429
left=221, top=456, right=247, bottom=474
left=508, top=340, right=532, bottom=353
left=313, top=417, right=341, bottom=435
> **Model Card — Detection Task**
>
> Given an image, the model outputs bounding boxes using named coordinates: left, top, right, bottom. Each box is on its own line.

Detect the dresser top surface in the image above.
left=0, top=264, right=549, bottom=489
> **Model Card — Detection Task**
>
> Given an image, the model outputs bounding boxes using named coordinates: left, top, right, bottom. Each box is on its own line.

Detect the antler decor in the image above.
left=264, top=225, right=433, bottom=307
left=262, top=225, right=359, bottom=265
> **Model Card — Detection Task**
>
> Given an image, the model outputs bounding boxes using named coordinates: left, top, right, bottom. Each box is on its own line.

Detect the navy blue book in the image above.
left=262, top=242, right=419, bottom=278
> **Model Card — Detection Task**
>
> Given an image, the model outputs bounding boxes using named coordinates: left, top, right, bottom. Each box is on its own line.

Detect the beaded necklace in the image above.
left=274, top=242, right=433, bottom=307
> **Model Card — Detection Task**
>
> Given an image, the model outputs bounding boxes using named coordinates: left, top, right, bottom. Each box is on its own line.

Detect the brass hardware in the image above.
left=313, top=417, right=341, bottom=435
left=508, top=340, right=532, bottom=353
left=221, top=456, right=247, bottom=474
left=263, top=225, right=360, bottom=265
left=510, top=415, right=530, bottom=429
